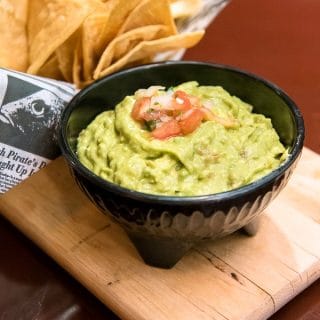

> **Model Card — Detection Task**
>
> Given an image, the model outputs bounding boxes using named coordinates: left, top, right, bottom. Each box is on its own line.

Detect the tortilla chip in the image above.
left=96, top=0, right=142, bottom=43
left=6, top=0, right=28, bottom=23
left=2, top=0, right=205, bottom=86
left=94, top=30, right=204, bottom=79
left=77, top=57, right=155, bottom=89
left=37, top=53, right=64, bottom=80
left=27, top=0, right=93, bottom=74
left=81, top=2, right=112, bottom=81
left=0, top=0, right=28, bottom=71
left=72, top=37, right=84, bottom=89
left=56, top=30, right=81, bottom=83
left=79, top=0, right=143, bottom=81
left=118, top=0, right=177, bottom=37
left=94, top=25, right=167, bottom=78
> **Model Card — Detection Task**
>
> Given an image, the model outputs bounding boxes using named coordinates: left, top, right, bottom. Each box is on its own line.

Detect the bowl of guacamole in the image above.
left=59, top=61, right=304, bottom=268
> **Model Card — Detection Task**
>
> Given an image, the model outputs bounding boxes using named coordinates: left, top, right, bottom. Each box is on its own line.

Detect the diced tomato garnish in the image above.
left=178, top=108, right=204, bottom=135
left=131, top=97, right=151, bottom=121
left=131, top=87, right=218, bottom=139
left=151, top=120, right=182, bottom=140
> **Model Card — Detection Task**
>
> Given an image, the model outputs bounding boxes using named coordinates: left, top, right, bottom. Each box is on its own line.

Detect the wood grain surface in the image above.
left=0, top=147, right=319, bottom=320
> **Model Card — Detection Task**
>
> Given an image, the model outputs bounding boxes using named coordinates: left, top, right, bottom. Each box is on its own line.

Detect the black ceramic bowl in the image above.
left=59, top=61, right=304, bottom=268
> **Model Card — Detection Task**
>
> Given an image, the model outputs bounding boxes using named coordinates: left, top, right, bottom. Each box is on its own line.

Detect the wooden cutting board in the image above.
left=1, top=147, right=320, bottom=320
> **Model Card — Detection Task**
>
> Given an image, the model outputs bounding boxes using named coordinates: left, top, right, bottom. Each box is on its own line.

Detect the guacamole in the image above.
left=77, top=82, right=288, bottom=196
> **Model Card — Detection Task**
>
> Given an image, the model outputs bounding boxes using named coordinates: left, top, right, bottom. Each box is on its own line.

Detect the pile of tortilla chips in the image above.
left=0, top=0, right=203, bottom=88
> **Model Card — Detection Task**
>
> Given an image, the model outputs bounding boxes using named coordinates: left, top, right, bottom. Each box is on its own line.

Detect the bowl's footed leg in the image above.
left=241, top=216, right=261, bottom=236
left=127, top=232, right=193, bottom=269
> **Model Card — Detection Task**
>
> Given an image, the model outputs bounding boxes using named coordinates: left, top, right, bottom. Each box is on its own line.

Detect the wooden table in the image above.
left=0, top=0, right=319, bottom=319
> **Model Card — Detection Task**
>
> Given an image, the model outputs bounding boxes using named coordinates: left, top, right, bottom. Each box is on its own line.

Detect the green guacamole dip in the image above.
left=77, top=82, right=288, bottom=196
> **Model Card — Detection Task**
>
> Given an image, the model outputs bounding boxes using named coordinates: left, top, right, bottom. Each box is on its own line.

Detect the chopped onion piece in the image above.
left=202, top=99, right=214, bottom=110
left=151, top=93, right=173, bottom=109
left=159, top=114, right=173, bottom=122
left=135, top=86, right=165, bottom=99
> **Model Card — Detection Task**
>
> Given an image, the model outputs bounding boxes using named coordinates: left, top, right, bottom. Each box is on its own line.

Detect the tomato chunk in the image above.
left=131, top=97, right=151, bottom=121
left=151, top=120, right=181, bottom=140
left=178, top=109, right=204, bottom=135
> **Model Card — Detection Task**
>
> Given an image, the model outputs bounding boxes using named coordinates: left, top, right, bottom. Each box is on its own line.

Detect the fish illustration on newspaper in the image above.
left=0, top=69, right=76, bottom=193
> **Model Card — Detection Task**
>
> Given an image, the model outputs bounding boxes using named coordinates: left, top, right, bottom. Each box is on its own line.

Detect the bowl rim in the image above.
left=59, top=60, right=305, bottom=205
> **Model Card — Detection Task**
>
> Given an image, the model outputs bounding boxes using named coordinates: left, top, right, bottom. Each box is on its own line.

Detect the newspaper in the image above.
left=0, top=69, right=76, bottom=193
left=0, top=0, right=228, bottom=194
